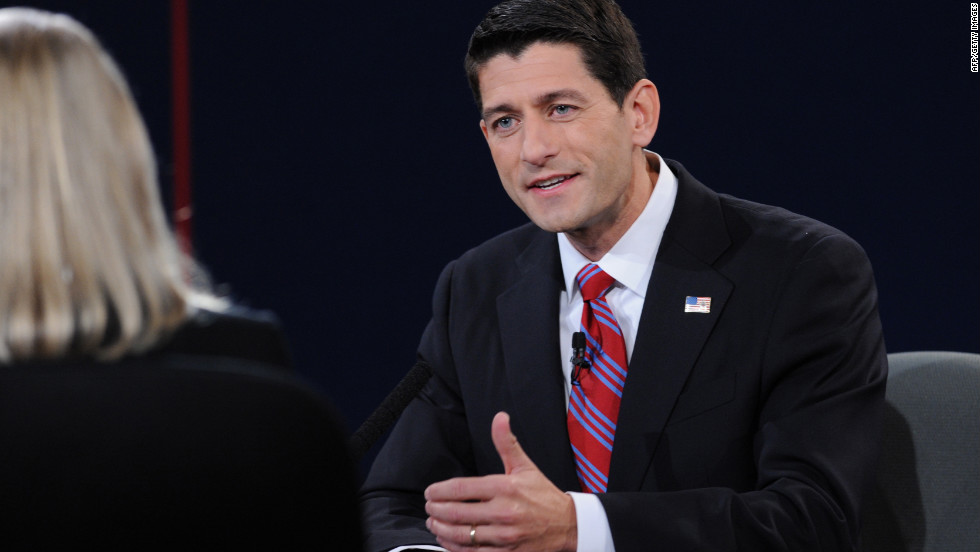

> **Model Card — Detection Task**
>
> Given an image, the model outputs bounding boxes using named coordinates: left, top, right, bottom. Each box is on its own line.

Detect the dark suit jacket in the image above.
left=360, top=160, right=888, bottom=551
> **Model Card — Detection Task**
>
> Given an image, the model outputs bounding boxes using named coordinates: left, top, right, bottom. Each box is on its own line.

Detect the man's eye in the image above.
left=553, top=105, right=575, bottom=116
left=495, top=117, right=514, bottom=129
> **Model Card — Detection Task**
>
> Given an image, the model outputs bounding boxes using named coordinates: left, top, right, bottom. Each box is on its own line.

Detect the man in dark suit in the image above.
left=360, top=1, right=887, bottom=550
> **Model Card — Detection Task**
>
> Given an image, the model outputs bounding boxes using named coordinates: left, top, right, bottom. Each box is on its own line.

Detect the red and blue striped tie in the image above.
left=567, top=263, right=629, bottom=493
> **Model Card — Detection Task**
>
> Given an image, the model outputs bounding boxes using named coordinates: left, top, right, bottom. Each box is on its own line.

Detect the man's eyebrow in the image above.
left=481, top=89, right=589, bottom=121
left=536, top=88, right=589, bottom=106
left=482, top=102, right=516, bottom=121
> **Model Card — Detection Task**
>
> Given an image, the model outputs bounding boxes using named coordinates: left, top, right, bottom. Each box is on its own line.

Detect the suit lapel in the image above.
left=608, top=161, right=733, bottom=492
left=496, top=231, right=581, bottom=491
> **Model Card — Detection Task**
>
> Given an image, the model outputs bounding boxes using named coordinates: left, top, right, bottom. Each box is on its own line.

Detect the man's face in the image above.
left=478, top=42, right=646, bottom=240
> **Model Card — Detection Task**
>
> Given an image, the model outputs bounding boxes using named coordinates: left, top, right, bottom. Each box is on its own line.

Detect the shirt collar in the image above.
left=558, top=151, right=678, bottom=301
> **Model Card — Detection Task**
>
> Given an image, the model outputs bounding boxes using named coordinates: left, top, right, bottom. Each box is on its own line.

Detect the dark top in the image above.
left=158, top=304, right=294, bottom=368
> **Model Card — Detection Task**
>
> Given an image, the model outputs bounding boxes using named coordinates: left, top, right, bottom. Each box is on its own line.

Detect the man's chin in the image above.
left=527, top=216, right=571, bottom=234
left=532, top=221, right=584, bottom=235
left=525, top=207, right=591, bottom=234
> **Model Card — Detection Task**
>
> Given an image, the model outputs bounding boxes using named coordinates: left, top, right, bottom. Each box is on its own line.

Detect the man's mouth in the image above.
left=531, top=174, right=575, bottom=190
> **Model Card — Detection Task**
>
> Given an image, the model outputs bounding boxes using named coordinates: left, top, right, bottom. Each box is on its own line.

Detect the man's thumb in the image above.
left=492, top=411, right=534, bottom=474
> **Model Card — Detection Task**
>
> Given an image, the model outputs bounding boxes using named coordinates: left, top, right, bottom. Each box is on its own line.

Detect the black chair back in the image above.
left=0, top=355, right=363, bottom=550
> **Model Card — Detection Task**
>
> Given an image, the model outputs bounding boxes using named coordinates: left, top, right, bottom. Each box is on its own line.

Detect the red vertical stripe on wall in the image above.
left=170, top=0, right=193, bottom=254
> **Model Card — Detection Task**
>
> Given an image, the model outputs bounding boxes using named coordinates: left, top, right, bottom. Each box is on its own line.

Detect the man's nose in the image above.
left=520, top=119, right=559, bottom=166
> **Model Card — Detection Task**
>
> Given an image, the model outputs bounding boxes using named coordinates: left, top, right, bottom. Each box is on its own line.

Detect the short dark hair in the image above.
left=464, top=0, right=646, bottom=111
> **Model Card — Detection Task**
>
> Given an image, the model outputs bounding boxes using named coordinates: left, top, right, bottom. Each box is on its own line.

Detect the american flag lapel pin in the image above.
left=685, top=296, right=711, bottom=313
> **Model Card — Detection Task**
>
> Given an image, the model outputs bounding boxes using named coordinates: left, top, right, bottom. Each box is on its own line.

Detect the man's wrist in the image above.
left=564, top=491, right=578, bottom=551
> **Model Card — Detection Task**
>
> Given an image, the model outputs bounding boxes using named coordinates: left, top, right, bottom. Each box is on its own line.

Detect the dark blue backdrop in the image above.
left=8, top=1, right=978, bottom=473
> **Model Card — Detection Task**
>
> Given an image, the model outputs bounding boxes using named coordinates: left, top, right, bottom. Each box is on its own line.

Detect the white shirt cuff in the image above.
left=568, top=491, right=616, bottom=552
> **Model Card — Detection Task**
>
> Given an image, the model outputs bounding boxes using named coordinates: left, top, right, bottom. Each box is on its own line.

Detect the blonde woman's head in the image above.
left=0, top=8, right=218, bottom=363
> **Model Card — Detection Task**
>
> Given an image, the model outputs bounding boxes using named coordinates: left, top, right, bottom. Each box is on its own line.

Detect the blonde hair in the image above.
left=0, top=8, right=220, bottom=363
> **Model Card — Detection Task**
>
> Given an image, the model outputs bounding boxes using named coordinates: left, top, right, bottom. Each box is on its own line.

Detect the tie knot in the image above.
left=575, top=263, right=615, bottom=302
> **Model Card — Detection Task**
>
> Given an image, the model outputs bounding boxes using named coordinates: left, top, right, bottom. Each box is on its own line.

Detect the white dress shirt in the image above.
left=558, top=151, right=677, bottom=552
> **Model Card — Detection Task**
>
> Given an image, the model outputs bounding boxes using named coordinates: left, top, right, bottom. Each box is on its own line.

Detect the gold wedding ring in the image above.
left=469, top=524, right=477, bottom=546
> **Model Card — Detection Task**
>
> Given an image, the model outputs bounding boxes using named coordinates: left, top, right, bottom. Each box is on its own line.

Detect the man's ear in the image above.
left=625, top=79, right=660, bottom=147
left=480, top=118, right=490, bottom=142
